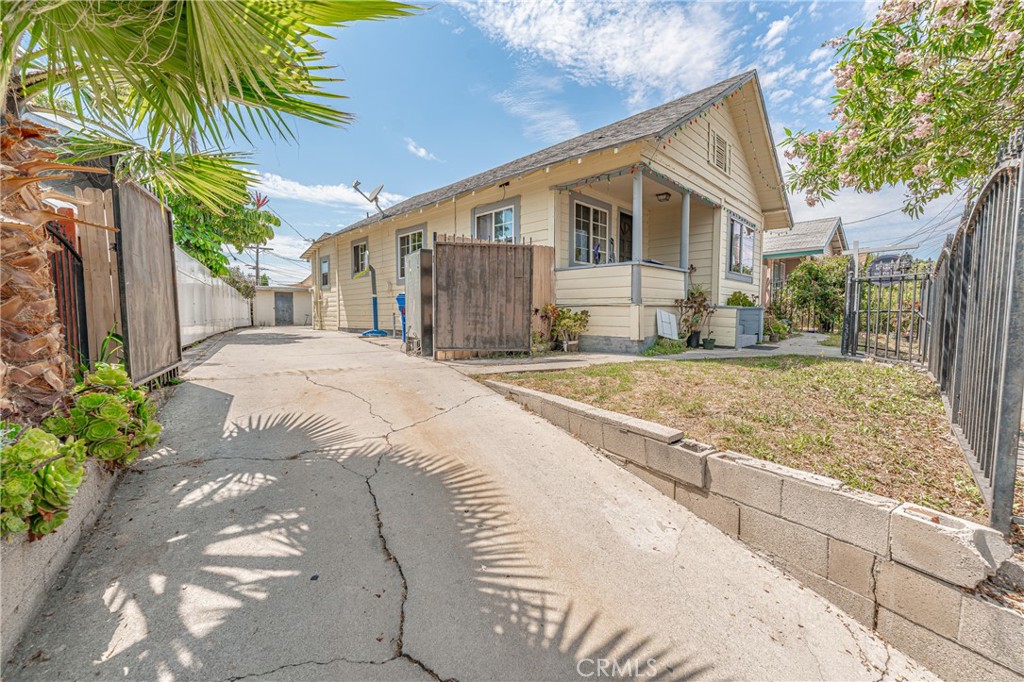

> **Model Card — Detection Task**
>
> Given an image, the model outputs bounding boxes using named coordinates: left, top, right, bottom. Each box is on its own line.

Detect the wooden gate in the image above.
left=432, top=236, right=535, bottom=356
left=115, top=180, right=182, bottom=384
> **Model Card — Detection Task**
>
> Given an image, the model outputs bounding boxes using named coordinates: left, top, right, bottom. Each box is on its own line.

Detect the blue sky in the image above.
left=246, top=0, right=958, bottom=283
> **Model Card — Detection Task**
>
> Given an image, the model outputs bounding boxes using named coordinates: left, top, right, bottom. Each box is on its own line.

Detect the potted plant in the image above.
left=549, top=306, right=590, bottom=352
left=702, top=336, right=716, bottom=350
left=676, top=284, right=715, bottom=348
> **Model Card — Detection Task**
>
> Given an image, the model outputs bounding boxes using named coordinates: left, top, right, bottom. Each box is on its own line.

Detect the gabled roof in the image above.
left=303, top=71, right=760, bottom=259
left=763, top=216, right=846, bottom=258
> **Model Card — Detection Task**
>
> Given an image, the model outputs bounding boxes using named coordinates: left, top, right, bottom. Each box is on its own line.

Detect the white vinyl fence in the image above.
left=175, top=246, right=251, bottom=346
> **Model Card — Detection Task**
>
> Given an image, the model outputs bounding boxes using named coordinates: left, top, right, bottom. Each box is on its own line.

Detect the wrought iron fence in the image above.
left=769, top=291, right=842, bottom=334
left=841, top=132, right=1024, bottom=531
left=45, top=221, right=89, bottom=365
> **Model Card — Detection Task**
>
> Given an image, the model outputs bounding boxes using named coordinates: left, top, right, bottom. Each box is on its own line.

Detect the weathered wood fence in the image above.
left=427, top=236, right=554, bottom=359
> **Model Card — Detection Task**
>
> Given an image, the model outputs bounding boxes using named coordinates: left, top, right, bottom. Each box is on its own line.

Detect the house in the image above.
left=762, top=216, right=847, bottom=304
left=302, top=70, right=792, bottom=351
left=253, top=276, right=313, bottom=326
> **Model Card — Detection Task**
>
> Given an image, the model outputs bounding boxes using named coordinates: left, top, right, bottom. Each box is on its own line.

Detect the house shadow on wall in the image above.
left=10, top=381, right=708, bottom=681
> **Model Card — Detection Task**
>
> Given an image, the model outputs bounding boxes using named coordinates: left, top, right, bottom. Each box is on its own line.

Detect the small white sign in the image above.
left=656, top=309, right=679, bottom=340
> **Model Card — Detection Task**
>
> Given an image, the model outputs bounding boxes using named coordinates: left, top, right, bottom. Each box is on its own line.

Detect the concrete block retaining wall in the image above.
left=486, top=381, right=1024, bottom=681
left=1, top=461, right=120, bottom=666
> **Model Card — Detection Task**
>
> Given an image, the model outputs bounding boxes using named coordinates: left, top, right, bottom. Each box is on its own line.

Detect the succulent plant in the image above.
left=1, top=424, right=86, bottom=540
left=43, top=363, right=161, bottom=468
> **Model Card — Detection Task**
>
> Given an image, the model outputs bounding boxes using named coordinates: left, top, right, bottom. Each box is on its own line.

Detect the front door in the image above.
left=618, top=211, right=633, bottom=262
left=274, top=292, right=293, bottom=325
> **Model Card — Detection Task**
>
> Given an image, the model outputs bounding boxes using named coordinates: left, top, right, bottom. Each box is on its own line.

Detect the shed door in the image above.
left=274, top=292, right=293, bottom=325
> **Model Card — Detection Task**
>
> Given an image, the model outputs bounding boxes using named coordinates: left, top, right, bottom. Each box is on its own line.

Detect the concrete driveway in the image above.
left=8, top=328, right=932, bottom=681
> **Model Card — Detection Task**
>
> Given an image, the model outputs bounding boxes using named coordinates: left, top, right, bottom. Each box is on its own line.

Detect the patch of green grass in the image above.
left=819, top=333, right=842, bottom=347
left=641, top=338, right=688, bottom=356
left=497, top=354, right=989, bottom=521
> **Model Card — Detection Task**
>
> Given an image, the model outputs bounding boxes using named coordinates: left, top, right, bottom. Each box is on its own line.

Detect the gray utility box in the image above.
left=405, top=249, right=433, bottom=356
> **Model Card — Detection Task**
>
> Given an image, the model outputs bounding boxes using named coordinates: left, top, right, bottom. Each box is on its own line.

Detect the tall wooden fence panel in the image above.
left=433, top=238, right=534, bottom=354
left=76, top=186, right=122, bottom=363
left=531, top=245, right=555, bottom=336
left=116, top=181, right=182, bottom=383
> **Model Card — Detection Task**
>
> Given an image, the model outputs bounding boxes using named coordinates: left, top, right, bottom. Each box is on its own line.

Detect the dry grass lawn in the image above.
left=498, top=355, right=1023, bottom=524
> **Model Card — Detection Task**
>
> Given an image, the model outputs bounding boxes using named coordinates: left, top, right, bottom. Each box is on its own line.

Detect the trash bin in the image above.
left=396, top=293, right=407, bottom=343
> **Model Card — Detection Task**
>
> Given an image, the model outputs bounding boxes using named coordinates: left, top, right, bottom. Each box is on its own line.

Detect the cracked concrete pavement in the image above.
left=7, top=328, right=936, bottom=681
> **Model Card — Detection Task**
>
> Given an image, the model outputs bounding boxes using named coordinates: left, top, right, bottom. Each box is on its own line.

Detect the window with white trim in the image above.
left=352, top=240, right=368, bottom=276
left=320, top=255, right=330, bottom=287
left=474, top=205, right=515, bottom=242
left=396, top=228, right=424, bottom=281
left=728, top=214, right=756, bottom=277
left=573, top=201, right=610, bottom=265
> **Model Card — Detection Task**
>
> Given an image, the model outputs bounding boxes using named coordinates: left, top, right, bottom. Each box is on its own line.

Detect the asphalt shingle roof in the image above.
left=315, top=71, right=757, bottom=246
left=762, top=216, right=844, bottom=257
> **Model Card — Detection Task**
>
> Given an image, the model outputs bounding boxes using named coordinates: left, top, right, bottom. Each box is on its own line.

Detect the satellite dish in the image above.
left=367, top=184, right=383, bottom=203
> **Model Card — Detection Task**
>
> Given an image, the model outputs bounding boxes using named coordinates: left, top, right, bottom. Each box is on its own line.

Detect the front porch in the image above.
left=550, top=163, right=761, bottom=350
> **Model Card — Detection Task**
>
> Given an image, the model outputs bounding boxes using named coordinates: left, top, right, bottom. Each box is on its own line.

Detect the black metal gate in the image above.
left=841, top=132, right=1024, bottom=531
left=841, top=270, right=929, bottom=363
left=46, top=222, right=89, bottom=365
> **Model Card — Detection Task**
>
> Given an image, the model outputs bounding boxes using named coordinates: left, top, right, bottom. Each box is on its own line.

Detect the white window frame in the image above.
left=472, top=197, right=519, bottom=243
left=727, top=212, right=756, bottom=282
left=570, top=194, right=611, bottom=266
left=319, top=255, right=330, bottom=288
left=352, top=238, right=369, bottom=277
left=396, top=225, right=425, bottom=283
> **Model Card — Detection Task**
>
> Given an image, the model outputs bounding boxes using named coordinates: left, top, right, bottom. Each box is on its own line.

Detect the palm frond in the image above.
left=62, top=133, right=255, bottom=211
left=7, top=0, right=418, bottom=145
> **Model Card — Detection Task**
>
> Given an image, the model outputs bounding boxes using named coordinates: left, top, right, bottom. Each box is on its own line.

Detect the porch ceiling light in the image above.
left=656, top=191, right=671, bottom=203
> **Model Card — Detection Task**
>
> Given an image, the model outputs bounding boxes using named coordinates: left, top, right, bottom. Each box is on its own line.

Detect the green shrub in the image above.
left=642, top=338, right=688, bottom=356
left=1, top=424, right=87, bottom=539
left=43, top=363, right=161, bottom=468
left=726, top=291, right=756, bottom=307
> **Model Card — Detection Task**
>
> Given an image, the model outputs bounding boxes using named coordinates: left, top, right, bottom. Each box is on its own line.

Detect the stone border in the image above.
left=1, top=461, right=121, bottom=667
left=486, top=380, right=1024, bottom=681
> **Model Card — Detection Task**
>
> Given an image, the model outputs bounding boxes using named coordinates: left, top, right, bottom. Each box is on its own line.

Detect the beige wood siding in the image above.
left=639, top=265, right=686, bottom=305
left=555, top=264, right=632, bottom=305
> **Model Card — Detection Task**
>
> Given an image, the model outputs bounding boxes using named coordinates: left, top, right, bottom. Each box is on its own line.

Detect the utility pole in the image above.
left=251, top=245, right=273, bottom=285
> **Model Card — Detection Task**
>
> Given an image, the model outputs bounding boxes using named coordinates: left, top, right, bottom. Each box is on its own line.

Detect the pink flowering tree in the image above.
left=784, top=0, right=1023, bottom=216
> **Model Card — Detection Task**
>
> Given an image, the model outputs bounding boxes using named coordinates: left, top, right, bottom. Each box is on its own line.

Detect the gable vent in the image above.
left=712, top=131, right=729, bottom=173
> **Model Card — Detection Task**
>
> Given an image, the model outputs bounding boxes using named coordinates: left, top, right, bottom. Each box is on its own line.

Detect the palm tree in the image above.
left=1, top=1, right=414, bottom=423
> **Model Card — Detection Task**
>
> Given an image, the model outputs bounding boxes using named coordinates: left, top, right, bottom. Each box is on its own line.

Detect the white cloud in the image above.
left=256, top=172, right=405, bottom=208
left=494, top=71, right=582, bottom=144
left=862, top=0, right=882, bottom=20
left=761, top=63, right=811, bottom=92
left=265, top=233, right=312, bottom=261
left=404, top=137, right=439, bottom=161
left=453, top=0, right=733, bottom=106
left=807, top=0, right=822, bottom=19
left=755, top=15, right=793, bottom=51
left=808, top=46, right=833, bottom=64
left=769, top=88, right=795, bottom=104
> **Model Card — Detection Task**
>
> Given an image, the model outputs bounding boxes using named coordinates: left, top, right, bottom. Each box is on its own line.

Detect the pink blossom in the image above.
left=909, top=114, right=933, bottom=139
left=913, top=163, right=929, bottom=176
left=840, top=172, right=857, bottom=185
left=817, top=131, right=833, bottom=144
left=784, top=149, right=797, bottom=160
left=996, top=29, right=1021, bottom=52
left=895, top=51, right=914, bottom=67
left=913, top=92, right=934, bottom=105
left=798, top=134, right=811, bottom=145
left=840, top=142, right=857, bottom=157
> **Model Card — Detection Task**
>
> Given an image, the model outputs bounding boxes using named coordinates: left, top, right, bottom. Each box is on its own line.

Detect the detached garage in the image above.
left=254, top=282, right=313, bottom=326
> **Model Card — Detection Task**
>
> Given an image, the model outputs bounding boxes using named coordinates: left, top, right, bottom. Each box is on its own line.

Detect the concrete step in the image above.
left=736, top=333, right=759, bottom=348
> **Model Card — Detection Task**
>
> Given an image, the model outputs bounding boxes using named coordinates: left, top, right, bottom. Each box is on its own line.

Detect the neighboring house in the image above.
left=762, top=216, right=847, bottom=304
left=302, top=70, right=792, bottom=351
left=254, top=280, right=313, bottom=326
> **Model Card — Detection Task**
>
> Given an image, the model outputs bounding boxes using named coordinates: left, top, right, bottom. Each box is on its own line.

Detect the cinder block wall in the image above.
left=0, top=461, right=120, bottom=668
left=488, top=381, right=1024, bottom=682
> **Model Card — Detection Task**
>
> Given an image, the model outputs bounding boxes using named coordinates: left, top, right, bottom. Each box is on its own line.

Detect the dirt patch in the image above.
left=497, top=355, right=1024, bottom=530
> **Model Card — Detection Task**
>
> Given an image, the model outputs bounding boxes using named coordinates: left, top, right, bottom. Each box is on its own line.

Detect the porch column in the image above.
left=632, top=171, right=643, bottom=262
left=680, top=190, right=691, bottom=293
left=631, top=171, right=643, bottom=306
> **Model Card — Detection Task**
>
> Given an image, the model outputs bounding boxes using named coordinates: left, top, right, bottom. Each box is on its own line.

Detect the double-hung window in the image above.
left=320, top=255, right=330, bottom=287
left=573, top=201, right=610, bottom=265
left=475, top=205, right=515, bottom=242
left=396, top=226, right=424, bottom=281
left=352, top=239, right=368, bottom=276
left=728, top=213, right=756, bottom=278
